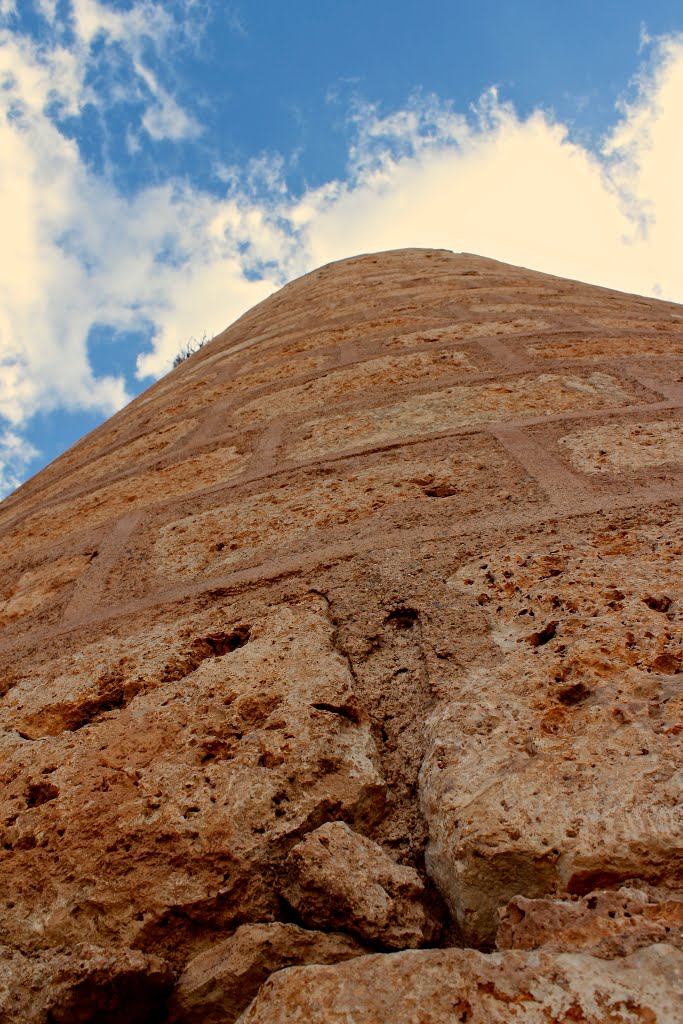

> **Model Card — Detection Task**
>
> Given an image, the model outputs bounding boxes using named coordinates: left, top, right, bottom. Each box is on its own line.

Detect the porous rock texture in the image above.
left=0, top=944, right=173, bottom=1023
left=281, top=821, right=436, bottom=949
left=0, top=248, right=681, bottom=1021
left=497, top=888, right=683, bottom=958
left=166, top=923, right=366, bottom=1023
left=237, top=945, right=683, bottom=1023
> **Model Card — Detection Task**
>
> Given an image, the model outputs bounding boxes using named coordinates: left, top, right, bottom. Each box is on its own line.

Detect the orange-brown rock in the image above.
left=497, top=888, right=683, bottom=957
left=236, top=944, right=683, bottom=1022
left=0, top=600, right=385, bottom=965
left=421, top=511, right=683, bottom=945
left=0, top=248, right=682, bottom=1020
left=281, top=822, right=436, bottom=949
left=0, top=944, right=172, bottom=1023
left=167, top=922, right=366, bottom=1023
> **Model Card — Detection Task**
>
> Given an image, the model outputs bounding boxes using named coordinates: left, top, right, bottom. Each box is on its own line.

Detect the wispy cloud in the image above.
left=30, top=0, right=202, bottom=140
left=0, top=0, right=209, bottom=429
left=0, top=429, right=38, bottom=497
left=0, top=5, right=682, bottom=498
left=226, top=4, right=247, bottom=38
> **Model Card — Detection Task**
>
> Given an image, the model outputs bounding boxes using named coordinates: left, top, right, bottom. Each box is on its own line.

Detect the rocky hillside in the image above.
left=0, top=249, right=681, bottom=1021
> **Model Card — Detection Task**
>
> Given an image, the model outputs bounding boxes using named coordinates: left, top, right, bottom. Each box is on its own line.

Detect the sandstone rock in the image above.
left=1, top=248, right=683, bottom=1016
left=281, top=821, right=435, bottom=949
left=497, top=888, right=683, bottom=957
left=0, top=943, right=172, bottom=1023
left=288, top=371, right=636, bottom=463
left=154, top=434, right=542, bottom=582
left=421, top=510, right=683, bottom=945
left=0, top=443, right=248, bottom=562
left=0, top=600, right=385, bottom=964
left=559, top=420, right=683, bottom=474
left=167, top=922, right=366, bottom=1024
left=0, top=552, right=94, bottom=626
left=236, top=943, right=683, bottom=1023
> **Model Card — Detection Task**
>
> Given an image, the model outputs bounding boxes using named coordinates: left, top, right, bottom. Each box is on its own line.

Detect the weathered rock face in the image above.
left=167, top=922, right=366, bottom=1023
left=497, top=888, right=683, bottom=958
left=0, top=600, right=385, bottom=967
left=0, top=944, right=173, bottom=1023
left=236, top=944, right=683, bottom=1023
left=0, top=248, right=681, bottom=1020
left=281, top=821, right=436, bottom=949
left=422, top=510, right=683, bottom=945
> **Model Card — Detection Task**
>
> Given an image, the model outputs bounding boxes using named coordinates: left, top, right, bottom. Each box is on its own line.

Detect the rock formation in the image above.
left=0, top=248, right=681, bottom=1021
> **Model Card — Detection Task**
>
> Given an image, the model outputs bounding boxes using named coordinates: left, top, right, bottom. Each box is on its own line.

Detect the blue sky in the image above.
left=1, top=1, right=682, bottom=495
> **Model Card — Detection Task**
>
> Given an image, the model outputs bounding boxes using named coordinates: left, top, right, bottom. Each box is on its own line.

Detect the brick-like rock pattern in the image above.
left=0, top=249, right=681, bottom=1020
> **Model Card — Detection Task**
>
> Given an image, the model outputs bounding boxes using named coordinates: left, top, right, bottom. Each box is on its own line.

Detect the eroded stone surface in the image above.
left=155, top=437, right=541, bottom=580
left=0, top=443, right=248, bottom=562
left=386, top=317, right=551, bottom=348
left=0, top=552, right=95, bottom=626
left=167, top=923, right=366, bottom=1024
left=559, top=419, right=683, bottom=473
left=422, top=509, right=683, bottom=945
left=290, top=372, right=636, bottom=460
left=0, top=601, right=384, bottom=964
left=528, top=334, right=683, bottom=360
left=0, top=419, right=198, bottom=526
left=236, top=349, right=479, bottom=427
left=236, top=944, right=683, bottom=1023
left=1, top=248, right=682, bottom=1020
left=281, top=822, right=435, bottom=950
left=0, top=943, right=172, bottom=1024
left=497, top=888, right=683, bottom=957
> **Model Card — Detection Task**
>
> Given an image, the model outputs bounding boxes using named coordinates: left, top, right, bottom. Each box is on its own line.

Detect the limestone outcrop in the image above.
left=0, top=944, right=172, bottom=1023
left=497, top=889, right=683, bottom=957
left=0, top=249, right=681, bottom=1020
left=236, top=945, right=683, bottom=1022
left=167, top=923, right=366, bottom=1023
left=281, top=821, right=436, bottom=949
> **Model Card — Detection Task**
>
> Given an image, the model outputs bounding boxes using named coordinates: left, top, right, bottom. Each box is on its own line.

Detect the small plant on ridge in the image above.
left=173, top=333, right=209, bottom=368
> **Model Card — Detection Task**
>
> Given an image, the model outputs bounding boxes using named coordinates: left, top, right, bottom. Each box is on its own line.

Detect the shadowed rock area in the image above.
left=0, top=248, right=681, bottom=1021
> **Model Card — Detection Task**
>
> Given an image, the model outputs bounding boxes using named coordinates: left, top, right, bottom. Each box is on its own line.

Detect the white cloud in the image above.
left=287, top=66, right=680, bottom=301
left=0, top=31, right=129, bottom=425
left=29, top=0, right=201, bottom=141
left=0, top=429, right=38, bottom=497
left=69, top=0, right=175, bottom=46
left=603, top=34, right=683, bottom=294
left=0, top=11, right=683, bottom=497
left=288, top=35, right=683, bottom=302
left=226, top=4, right=247, bottom=39
left=139, top=81, right=202, bottom=142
